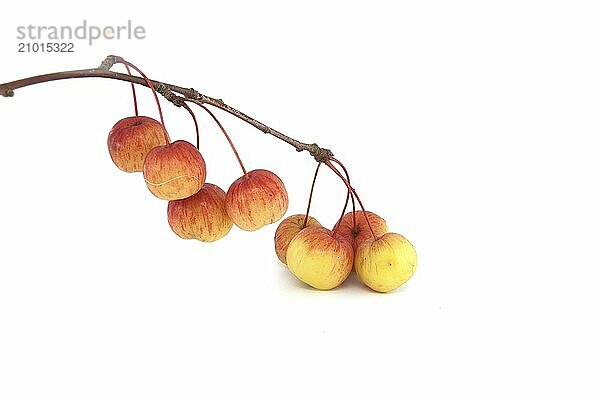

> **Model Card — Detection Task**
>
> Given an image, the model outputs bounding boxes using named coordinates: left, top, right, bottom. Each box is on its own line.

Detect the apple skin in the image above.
left=143, top=140, right=206, bottom=201
left=334, top=211, right=388, bottom=251
left=107, top=116, right=168, bottom=172
left=167, top=183, right=233, bottom=242
left=274, top=214, right=321, bottom=265
left=354, top=232, right=417, bottom=293
left=286, top=226, right=354, bottom=290
left=225, top=169, right=288, bottom=231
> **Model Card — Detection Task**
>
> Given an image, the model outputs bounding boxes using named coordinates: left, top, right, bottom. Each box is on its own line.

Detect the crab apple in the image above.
left=225, top=169, right=288, bottom=231
left=167, top=183, right=233, bottom=242
left=354, top=232, right=417, bottom=293
left=334, top=211, right=389, bottom=251
left=143, top=140, right=206, bottom=200
left=107, top=116, right=168, bottom=172
left=274, top=214, right=321, bottom=265
left=286, top=226, right=353, bottom=290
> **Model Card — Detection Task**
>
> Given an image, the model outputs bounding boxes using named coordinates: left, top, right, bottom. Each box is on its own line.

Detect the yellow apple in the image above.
left=274, top=214, right=321, bottom=265
left=286, top=226, right=353, bottom=290
left=355, top=232, right=417, bottom=293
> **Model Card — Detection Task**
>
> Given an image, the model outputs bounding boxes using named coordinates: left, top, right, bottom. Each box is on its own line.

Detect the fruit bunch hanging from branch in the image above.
left=0, top=55, right=417, bottom=293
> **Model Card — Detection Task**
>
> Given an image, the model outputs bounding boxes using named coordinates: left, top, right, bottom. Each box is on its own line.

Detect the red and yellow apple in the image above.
left=354, top=232, right=417, bottom=293
left=107, top=116, right=167, bottom=172
left=334, top=210, right=388, bottom=251
left=274, top=214, right=321, bottom=265
left=143, top=140, right=206, bottom=200
left=167, top=183, right=233, bottom=242
left=225, top=169, right=288, bottom=231
left=286, top=226, right=353, bottom=290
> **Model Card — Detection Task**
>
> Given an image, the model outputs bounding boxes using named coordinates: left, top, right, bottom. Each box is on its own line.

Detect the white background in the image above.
left=1, top=1, right=599, bottom=398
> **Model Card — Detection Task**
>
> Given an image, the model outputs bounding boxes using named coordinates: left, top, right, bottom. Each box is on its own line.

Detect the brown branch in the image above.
left=0, top=55, right=333, bottom=163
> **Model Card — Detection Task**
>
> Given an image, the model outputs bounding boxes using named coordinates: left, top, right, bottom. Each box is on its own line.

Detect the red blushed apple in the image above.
left=274, top=214, right=321, bottom=265
left=107, top=116, right=167, bottom=172
left=225, top=169, right=288, bottom=231
left=167, top=183, right=233, bottom=242
left=286, top=226, right=354, bottom=290
left=334, top=211, right=389, bottom=251
left=143, top=140, right=206, bottom=201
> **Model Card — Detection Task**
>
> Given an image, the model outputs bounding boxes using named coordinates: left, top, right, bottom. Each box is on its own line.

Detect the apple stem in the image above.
left=303, top=162, right=322, bottom=228
left=122, top=63, right=139, bottom=122
left=329, top=157, right=357, bottom=231
left=180, top=101, right=200, bottom=149
left=115, top=57, right=171, bottom=144
left=325, top=160, right=377, bottom=240
left=185, top=100, right=247, bottom=176
left=332, top=188, right=352, bottom=236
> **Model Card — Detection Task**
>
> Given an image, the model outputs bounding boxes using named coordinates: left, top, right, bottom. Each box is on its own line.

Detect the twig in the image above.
left=0, top=55, right=333, bottom=163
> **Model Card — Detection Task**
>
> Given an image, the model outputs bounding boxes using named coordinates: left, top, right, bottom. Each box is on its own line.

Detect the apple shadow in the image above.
left=275, top=262, right=323, bottom=292
left=275, top=262, right=404, bottom=295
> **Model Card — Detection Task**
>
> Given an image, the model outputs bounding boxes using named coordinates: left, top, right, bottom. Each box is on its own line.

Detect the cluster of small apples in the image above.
left=274, top=210, right=417, bottom=292
left=105, top=57, right=415, bottom=294
left=108, top=114, right=417, bottom=293
left=107, top=115, right=289, bottom=240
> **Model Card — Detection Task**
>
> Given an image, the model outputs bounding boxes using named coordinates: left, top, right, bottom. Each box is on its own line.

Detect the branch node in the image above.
left=308, top=144, right=334, bottom=162
left=172, top=96, right=186, bottom=107
left=154, top=83, right=181, bottom=106
left=2, top=89, right=14, bottom=97
left=187, top=88, right=200, bottom=99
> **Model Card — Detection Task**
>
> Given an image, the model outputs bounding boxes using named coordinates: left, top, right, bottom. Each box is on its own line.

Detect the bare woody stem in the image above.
left=0, top=55, right=333, bottom=163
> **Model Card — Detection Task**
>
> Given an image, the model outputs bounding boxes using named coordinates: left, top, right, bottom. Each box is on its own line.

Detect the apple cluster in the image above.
left=108, top=115, right=289, bottom=241
left=275, top=206, right=417, bottom=293
left=1, top=56, right=418, bottom=295
left=105, top=58, right=416, bottom=293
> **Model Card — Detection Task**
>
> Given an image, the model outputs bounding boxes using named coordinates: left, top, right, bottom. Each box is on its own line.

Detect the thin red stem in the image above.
left=180, top=102, right=200, bottom=149
left=122, top=64, right=139, bottom=121
left=116, top=57, right=170, bottom=143
left=325, top=160, right=377, bottom=240
left=332, top=189, right=352, bottom=236
left=330, top=157, right=357, bottom=231
left=303, top=162, right=321, bottom=228
left=186, top=101, right=247, bottom=176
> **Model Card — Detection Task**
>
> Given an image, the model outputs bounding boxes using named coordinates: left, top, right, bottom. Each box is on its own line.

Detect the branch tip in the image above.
left=98, top=55, right=119, bottom=71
